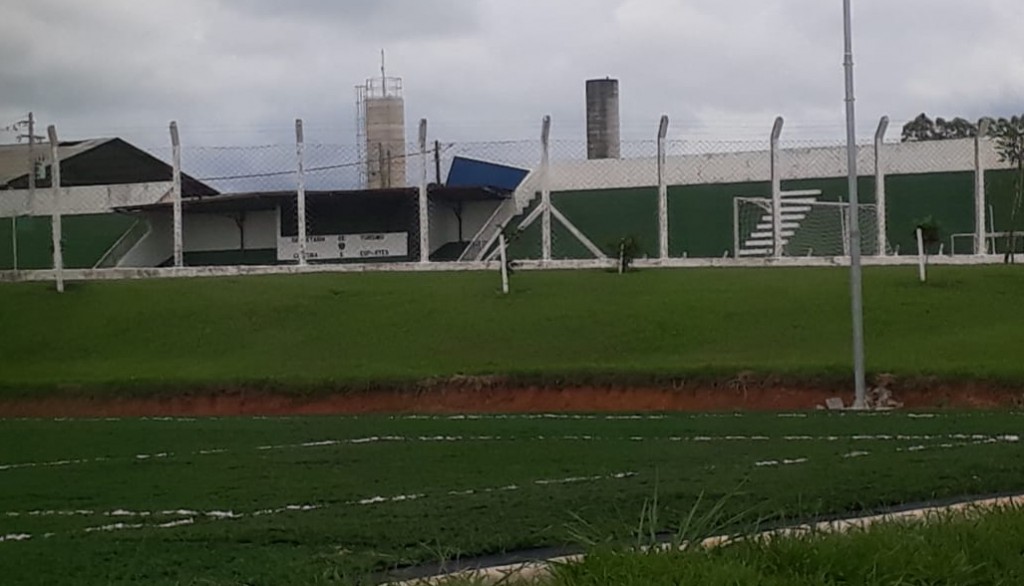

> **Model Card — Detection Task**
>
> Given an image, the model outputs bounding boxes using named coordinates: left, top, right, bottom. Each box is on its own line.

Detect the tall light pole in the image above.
left=10, top=112, right=42, bottom=272
left=844, top=0, right=867, bottom=409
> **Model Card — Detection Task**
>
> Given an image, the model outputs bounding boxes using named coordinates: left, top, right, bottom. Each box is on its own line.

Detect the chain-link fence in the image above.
left=1, top=137, right=153, bottom=273
left=1, top=117, right=1016, bottom=278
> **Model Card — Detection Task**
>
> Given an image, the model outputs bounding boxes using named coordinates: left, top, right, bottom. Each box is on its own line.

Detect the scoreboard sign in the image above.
left=277, top=232, right=408, bottom=262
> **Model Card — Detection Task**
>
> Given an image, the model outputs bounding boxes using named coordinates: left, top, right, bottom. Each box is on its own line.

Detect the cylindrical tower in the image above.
left=586, top=78, right=621, bottom=160
left=357, top=76, right=406, bottom=189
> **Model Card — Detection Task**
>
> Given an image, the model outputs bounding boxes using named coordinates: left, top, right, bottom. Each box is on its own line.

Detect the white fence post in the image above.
left=47, top=125, right=64, bottom=293
left=657, top=115, right=669, bottom=260
left=170, top=122, right=183, bottom=268
left=10, top=217, right=17, bottom=272
left=732, top=198, right=740, bottom=259
left=916, top=228, right=927, bottom=282
left=419, top=118, right=429, bottom=263
left=770, top=117, right=785, bottom=258
left=841, top=205, right=850, bottom=256
left=295, top=119, right=308, bottom=265
left=541, top=115, right=552, bottom=262
left=975, top=118, right=991, bottom=255
left=498, top=233, right=509, bottom=294
left=874, top=116, right=889, bottom=256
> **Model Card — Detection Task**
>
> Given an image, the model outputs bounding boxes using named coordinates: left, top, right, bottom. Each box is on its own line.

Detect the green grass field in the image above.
left=2, top=266, right=1024, bottom=392
left=4, top=267, right=1024, bottom=584
left=1, top=412, right=1023, bottom=585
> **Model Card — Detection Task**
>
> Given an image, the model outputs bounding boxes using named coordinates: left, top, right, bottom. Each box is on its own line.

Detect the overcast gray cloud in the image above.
left=0, top=0, right=1021, bottom=149
left=222, top=0, right=482, bottom=38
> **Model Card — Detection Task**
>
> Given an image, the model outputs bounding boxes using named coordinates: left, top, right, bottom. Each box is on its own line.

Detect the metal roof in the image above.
left=115, top=186, right=508, bottom=214
left=446, top=156, right=529, bottom=192
left=115, top=188, right=415, bottom=213
left=0, top=138, right=114, bottom=187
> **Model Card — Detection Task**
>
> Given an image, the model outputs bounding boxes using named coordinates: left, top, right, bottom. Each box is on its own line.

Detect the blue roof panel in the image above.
left=445, top=156, right=529, bottom=192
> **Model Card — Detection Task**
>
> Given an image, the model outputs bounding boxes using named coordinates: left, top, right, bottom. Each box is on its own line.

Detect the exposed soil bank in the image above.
left=1, top=379, right=1020, bottom=417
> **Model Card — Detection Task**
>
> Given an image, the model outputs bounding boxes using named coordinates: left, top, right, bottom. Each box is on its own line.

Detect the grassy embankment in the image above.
left=1, top=266, right=1022, bottom=394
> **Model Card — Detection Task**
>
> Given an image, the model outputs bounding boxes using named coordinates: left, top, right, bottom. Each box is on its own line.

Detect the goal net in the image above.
left=734, top=196, right=880, bottom=258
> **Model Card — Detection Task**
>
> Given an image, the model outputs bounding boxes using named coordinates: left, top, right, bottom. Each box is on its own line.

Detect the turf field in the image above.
left=1, top=411, right=1023, bottom=584
left=2, top=266, right=1024, bottom=392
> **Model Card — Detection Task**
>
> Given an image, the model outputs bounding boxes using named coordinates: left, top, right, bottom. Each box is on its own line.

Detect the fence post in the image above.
left=19, top=112, right=36, bottom=273
left=916, top=228, right=927, bottom=282
left=10, top=217, right=17, bottom=273
left=732, top=198, right=740, bottom=259
left=975, top=118, right=991, bottom=255
left=499, top=233, right=509, bottom=294
left=294, top=119, right=308, bottom=265
left=419, top=119, right=429, bottom=263
left=47, top=125, right=64, bottom=293
left=657, top=115, right=670, bottom=260
left=170, top=122, right=183, bottom=268
left=841, top=205, right=850, bottom=256
left=874, top=116, right=889, bottom=256
left=541, top=116, right=552, bottom=262
left=770, top=117, right=785, bottom=258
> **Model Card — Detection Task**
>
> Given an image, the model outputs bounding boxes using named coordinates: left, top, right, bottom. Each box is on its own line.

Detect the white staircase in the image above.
left=736, top=190, right=822, bottom=257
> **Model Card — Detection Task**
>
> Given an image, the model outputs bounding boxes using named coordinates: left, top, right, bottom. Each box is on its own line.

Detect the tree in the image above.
left=914, top=216, right=942, bottom=253
left=901, top=113, right=995, bottom=142
left=992, top=115, right=1024, bottom=263
left=901, top=113, right=937, bottom=142
left=938, top=117, right=979, bottom=140
left=611, top=235, right=642, bottom=274
left=911, top=216, right=942, bottom=282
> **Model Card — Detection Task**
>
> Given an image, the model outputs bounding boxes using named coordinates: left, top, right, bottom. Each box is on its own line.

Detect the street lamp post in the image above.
left=844, top=0, right=867, bottom=409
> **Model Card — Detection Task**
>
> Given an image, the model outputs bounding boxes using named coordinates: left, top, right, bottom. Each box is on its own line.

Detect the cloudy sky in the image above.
left=1, top=0, right=1021, bottom=149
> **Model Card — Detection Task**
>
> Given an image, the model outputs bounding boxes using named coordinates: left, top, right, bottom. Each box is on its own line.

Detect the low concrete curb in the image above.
left=0, top=254, right=1009, bottom=284
left=389, top=493, right=1024, bottom=585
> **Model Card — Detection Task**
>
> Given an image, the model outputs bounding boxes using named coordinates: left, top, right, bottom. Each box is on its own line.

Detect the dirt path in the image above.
left=0, top=381, right=1019, bottom=417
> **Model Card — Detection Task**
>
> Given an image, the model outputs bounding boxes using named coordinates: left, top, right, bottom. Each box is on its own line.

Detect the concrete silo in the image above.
left=356, top=73, right=406, bottom=189
left=585, top=78, right=621, bottom=160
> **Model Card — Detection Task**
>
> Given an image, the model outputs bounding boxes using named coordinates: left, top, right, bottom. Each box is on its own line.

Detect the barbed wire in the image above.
left=182, top=137, right=914, bottom=186
left=1, top=115, right=34, bottom=143
left=35, top=118, right=925, bottom=150
left=193, top=144, right=454, bottom=183
left=197, top=161, right=361, bottom=183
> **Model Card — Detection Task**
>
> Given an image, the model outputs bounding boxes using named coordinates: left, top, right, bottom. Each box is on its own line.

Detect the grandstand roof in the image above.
left=116, top=185, right=509, bottom=214
left=0, top=138, right=216, bottom=197
left=0, top=138, right=108, bottom=186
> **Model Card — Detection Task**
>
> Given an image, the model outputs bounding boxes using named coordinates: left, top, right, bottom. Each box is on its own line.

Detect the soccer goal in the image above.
left=734, top=195, right=880, bottom=258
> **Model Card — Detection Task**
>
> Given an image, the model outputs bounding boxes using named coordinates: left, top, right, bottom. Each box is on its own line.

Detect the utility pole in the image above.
left=20, top=113, right=34, bottom=272
left=434, top=140, right=441, bottom=186
left=843, top=0, right=867, bottom=409
left=10, top=112, right=42, bottom=272
left=27, top=112, right=35, bottom=194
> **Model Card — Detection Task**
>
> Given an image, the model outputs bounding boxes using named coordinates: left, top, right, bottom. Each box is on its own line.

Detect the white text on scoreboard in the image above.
left=277, top=232, right=409, bottom=261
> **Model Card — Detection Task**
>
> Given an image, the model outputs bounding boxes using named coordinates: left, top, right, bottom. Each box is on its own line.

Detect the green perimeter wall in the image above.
left=505, top=170, right=1019, bottom=259
left=985, top=169, right=1024, bottom=254
left=3, top=170, right=1018, bottom=269
left=0, top=214, right=137, bottom=270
